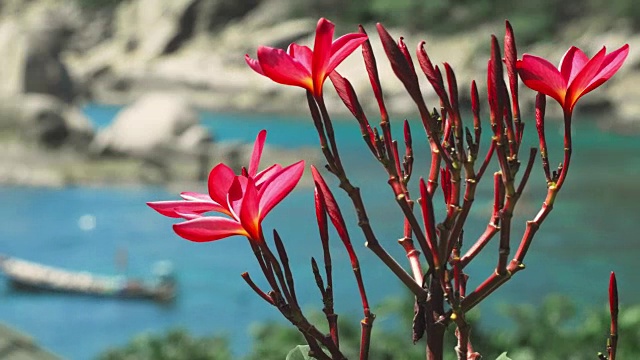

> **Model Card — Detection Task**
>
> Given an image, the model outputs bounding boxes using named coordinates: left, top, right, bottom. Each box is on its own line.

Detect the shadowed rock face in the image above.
left=0, top=94, right=94, bottom=150
left=24, top=51, right=75, bottom=104
left=0, top=2, right=80, bottom=103
left=23, top=6, right=78, bottom=103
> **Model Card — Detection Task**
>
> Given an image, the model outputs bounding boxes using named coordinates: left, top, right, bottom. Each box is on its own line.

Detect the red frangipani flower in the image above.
left=517, top=45, right=629, bottom=115
left=245, top=18, right=367, bottom=98
left=148, top=130, right=305, bottom=243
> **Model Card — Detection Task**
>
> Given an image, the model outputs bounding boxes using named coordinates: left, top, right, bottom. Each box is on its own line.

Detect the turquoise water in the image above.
left=0, top=104, right=638, bottom=359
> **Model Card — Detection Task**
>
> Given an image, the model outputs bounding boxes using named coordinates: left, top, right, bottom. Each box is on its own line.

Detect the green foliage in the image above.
left=97, top=296, right=640, bottom=359
left=244, top=322, right=307, bottom=360
left=479, top=295, right=640, bottom=360
left=286, top=345, right=311, bottom=360
left=294, top=0, right=640, bottom=43
left=74, top=0, right=124, bottom=9
left=97, top=328, right=232, bottom=360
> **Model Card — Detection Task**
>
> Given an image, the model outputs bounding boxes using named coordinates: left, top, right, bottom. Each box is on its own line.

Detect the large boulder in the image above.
left=91, top=93, right=214, bottom=182
left=0, top=2, right=81, bottom=102
left=0, top=94, right=94, bottom=149
left=93, top=93, right=210, bottom=156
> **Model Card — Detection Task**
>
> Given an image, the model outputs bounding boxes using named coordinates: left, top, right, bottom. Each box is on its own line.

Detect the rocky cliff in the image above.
left=41, top=0, right=640, bottom=127
left=0, top=0, right=636, bottom=186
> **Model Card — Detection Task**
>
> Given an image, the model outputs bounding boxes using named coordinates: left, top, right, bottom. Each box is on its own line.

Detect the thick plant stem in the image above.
left=556, top=111, right=573, bottom=190
left=360, top=312, right=375, bottom=360
left=426, top=276, right=446, bottom=360
left=397, top=194, right=435, bottom=270
left=454, top=321, right=470, bottom=360
left=316, top=96, right=345, bottom=172
left=399, top=236, right=424, bottom=284
left=302, top=333, right=331, bottom=360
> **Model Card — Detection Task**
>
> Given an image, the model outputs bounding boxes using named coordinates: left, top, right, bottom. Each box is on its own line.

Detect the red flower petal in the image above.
left=329, top=71, right=362, bottom=119
left=208, top=163, right=236, bottom=208
left=517, top=54, right=567, bottom=105
left=326, top=32, right=368, bottom=75
left=180, top=192, right=212, bottom=201
left=147, top=200, right=227, bottom=218
left=257, top=46, right=312, bottom=90
left=609, top=271, right=619, bottom=317
left=239, top=177, right=261, bottom=241
left=312, top=18, right=335, bottom=96
left=245, top=54, right=264, bottom=75
left=560, top=46, right=589, bottom=84
left=288, top=43, right=313, bottom=73
left=173, top=217, right=248, bottom=242
left=377, top=23, right=422, bottom=104
left=248, top=130, right=266, bottom=177
left=255, top=164, right=283, bottom=188
left=583, top=44, right=629, bottom=95
left=174, top=211, right=202, bottom=221
left=565, top=47, right=606, bottom=112
left=310, top=166, right=352, bottom=259
left=258, top=160, right=305, bottom=219
left=504, top=20, right=519, bottom=97
left=314, top=186, right=329, bottom=248
left=227, top=176, right=248, bottom=220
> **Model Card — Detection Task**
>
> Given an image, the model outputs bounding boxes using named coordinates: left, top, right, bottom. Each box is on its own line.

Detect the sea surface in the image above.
left=0, top=104, right=638, bottom=359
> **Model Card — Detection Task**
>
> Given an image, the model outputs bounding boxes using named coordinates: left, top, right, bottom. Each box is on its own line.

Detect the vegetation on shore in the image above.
left=98, top=295, right=640, bottom=360
left=76, top=0, right=640, bottom=40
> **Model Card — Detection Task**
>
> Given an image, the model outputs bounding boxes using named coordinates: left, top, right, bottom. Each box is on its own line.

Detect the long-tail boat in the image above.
left=0, top=255, right=176, bottom=303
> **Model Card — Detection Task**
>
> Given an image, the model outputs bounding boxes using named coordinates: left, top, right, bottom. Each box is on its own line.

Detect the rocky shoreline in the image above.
left=0, top=0, right=637, bottom=187
left=63, top=0, right=640, bottom=123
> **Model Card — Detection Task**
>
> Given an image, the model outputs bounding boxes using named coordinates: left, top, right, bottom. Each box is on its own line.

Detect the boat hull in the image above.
left=0, top=256, right=175, bottom=303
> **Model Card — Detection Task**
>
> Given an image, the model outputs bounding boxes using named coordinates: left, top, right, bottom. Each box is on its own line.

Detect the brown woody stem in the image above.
left=302, top=333, right=331, bottom=360
left=556, top=111, right=573, bottom=190
left=360, top=313, right=375, bottom=360
left=306, top=91, right=338, bottom=174
left=454, top=319, right=470, bottom=360
left=426, top=276, right=446, bottom=360
left=241, top=272, right=274, bottom=305
left=316, top=95, right=345, bottom=173
left=312, top=93, right=427, bottom=298
left=459, top=172, right=502, bottom=268
left=397, top=194, right=435, bottom=270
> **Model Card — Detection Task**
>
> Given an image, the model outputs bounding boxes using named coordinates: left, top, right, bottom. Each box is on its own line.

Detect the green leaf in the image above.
left=495, top=352, right=512, bottom=360
left=286, top=345, right=311, bottom=360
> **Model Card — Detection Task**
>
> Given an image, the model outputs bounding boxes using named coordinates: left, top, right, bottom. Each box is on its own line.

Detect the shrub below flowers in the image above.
left=98, top=296, right=640, bottom=360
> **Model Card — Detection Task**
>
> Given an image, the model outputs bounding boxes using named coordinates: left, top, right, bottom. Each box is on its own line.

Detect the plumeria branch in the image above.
left=312, top=166, right=375, bottom=360
left=314, top=186, right=338, bottom=345
left=310, top=82, right=427, bottom=299
left=310, top=96, right=426, bottom=298
left=146, top=16, right=632, bottom=360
